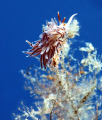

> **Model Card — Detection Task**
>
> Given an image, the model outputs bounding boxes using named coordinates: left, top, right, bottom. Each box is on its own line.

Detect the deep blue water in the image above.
left=0, top=0, right=102, bottom=120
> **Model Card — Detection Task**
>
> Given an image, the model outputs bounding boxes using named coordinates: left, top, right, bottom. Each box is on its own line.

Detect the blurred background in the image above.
left=0, top=0, right=102, bottom=119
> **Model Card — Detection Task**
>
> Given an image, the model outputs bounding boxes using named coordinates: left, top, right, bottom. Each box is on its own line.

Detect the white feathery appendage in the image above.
left=65, top=13, right=80, bottom=38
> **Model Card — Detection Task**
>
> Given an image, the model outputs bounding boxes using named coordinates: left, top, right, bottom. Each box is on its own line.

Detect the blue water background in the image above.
left=0, top=0, right=102, bottom=119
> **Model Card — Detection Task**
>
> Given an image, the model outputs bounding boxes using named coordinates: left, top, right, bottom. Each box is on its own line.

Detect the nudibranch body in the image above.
left=24, top=12, right=80, bottom=68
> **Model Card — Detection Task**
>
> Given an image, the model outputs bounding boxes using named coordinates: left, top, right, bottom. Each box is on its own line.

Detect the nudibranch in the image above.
left=23, top=12, right=79, bottom=68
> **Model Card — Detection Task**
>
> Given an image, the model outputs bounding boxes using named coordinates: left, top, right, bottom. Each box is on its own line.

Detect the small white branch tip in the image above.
left=25, top=40, right=29, bottom=42
left=22, top=51, right=25, bottom=53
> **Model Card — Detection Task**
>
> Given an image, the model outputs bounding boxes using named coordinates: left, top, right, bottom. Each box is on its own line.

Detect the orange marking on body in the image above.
left=63, top=23, right=66, bottom=26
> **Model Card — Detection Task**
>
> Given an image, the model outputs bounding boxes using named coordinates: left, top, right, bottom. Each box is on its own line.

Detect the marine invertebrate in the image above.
left=23, top=12, right=79, bottom=68
left=14, top=12, right=102, bottom=120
